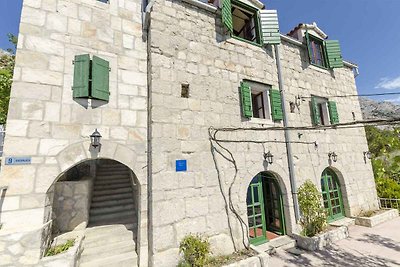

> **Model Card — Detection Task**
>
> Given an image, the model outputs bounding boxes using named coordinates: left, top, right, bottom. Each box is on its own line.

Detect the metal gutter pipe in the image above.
left=274, top=44, right=300, bottom=222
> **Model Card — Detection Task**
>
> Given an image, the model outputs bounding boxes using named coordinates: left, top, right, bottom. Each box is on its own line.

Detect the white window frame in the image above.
left=314, top=96, right=331, bottom=126
left=246, top=81, right=274, bottom=125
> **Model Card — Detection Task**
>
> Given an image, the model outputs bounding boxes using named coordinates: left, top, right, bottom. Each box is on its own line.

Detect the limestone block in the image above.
left=82, top=22, right=97, bottom=38
left=16, top=50, right=49, bottom=69
left=21, top=7, right=46, bottom=26
left=57, top=1, right=78, bottom=18
left=48, top=55, right=64, bottom=72
left=1, top=196, right=20, bottom=211
left=110, top=127, right=128, bottom=140
left=51, top=124, right=81, bottom=139
left=101, top=109, right=121, bottom=125
left=28, top=121, right=51, bottom=138
left=153, top=199, right=185, bottom=226
left=44, top=102, right=61, bottom=122
left=122, top=34, right=134, bottom=49
left=67, top=18, right=81, bottom=36
left=175, top=217, right=207, bottom=241
left=209, top=234, right=235, bottom=256
left=22, top=68, right=63, bottom=86
left=6, top=120, right=29, bottom=137
left=38, top=139, right=69, bottom=156
left=3, top=136, right=39, bottom=155
left=42, top=0, right=57, bottom=12
left=152, top=248, right=180, bottom=267
left=11, top=82, right=52, bottom=101
left=46, top=13, right=68, bottom=32
left=24, top=36, right=64, bottom=56
left=78, top=6, right=91, bottom=21
left=20, top=194, right=46, bottom=209
left=185, top=197, right=208, bottom=218
left=120, top=110, right=137, bottom=126
left=153, top=225, right=176, bottom=251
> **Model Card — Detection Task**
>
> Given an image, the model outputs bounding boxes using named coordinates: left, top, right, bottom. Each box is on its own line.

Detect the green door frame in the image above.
left=247, top=177, right=268, bottom=245
left=263, top=174, right=286, bottom=235
left=321, top=169, right=345, bottom=222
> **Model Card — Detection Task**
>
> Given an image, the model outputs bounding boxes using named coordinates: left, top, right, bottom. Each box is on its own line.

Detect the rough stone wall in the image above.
left=148, top=0, right=378, bottom=265
left=52, top=176, right=93, bottom=233
left=0, top=0, right=149, bottom=265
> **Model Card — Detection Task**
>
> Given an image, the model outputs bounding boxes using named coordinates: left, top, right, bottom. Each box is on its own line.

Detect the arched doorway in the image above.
left=246, top=172, right=286, bottom=245
left=321, top=168, right=345, bottom=222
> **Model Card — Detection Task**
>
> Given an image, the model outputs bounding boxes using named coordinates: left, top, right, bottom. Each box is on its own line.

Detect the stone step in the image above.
left=91, top=198, right=134, bottom=209
left=80, top=251, right=137, bottom=267
left=90, top=203, right=135, bottom=216
left=84, top=231, right=134, bottom=249
left=89, top=210, right=135, bottom=224
left=82, top=240, right=135, bottom=259
left=251, top=235, right=296, bottom=254
left=329, top=217, right=356, bottom=227
left=96, top=174, right=130, bottom=180
left=92, top=192, right=133, bottom=202
left=95, top=177, right=130, bottom=185
left=85, top=224, right=131, bottom=236
left=94, top=182, right=132, bottom=191
left=92, top=187, right=132, bottom=196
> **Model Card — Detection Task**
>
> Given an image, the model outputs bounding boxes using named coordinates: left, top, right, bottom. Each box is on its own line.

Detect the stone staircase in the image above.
left=89, top=162, right=136, bottom=228
left=80, top=225, right=137, bottom=267
left=251, top=235, right=296, bottom=254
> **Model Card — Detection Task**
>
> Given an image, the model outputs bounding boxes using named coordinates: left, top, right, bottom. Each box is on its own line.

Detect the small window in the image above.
left=308, top=35, right=327, bottom=68
left=240, top=81, right=272, bottom=120
left=311, top=96, right=339, bottom=126
left=97, top=0, right=109, bottom=3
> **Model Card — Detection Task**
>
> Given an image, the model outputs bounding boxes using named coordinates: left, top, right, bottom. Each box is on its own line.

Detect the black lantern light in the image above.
left=264, top=151, right=274, bottom=165
left=90, top=129, right=102, bottom=149
left=328, top=152, right=338, bottom=163
left=363, top=151, right=372, bottom=162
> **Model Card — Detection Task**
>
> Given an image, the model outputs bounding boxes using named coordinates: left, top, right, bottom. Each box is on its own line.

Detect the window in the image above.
left=311, top=96, right=339, bottom=125
left=240, top=81, right=283, bottom=122
left=231, top=2, right=261, bottom=44
left=97, top=0, right=109, bottom=3
left=221, top=0, right=281, bottom=46
left=308, top=35, right=326, bottom=67
left=306, top=32, right=344, bottom=69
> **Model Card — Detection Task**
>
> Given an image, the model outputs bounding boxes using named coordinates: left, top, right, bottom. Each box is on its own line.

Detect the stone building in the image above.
left=0, top=0, right=378, bottom=266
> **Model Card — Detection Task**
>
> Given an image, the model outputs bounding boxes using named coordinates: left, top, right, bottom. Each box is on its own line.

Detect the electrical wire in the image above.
left=299, top=91, right=400, bottom=99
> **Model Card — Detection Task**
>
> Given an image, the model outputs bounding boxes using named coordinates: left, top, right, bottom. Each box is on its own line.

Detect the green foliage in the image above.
left=0, top=34, right=16, bottom=124
left=45, top=239, right=75, bottom=257
left=298, top=180, right=328, bottom=237
left=178, top=234, right=210, bottom=267
left=365, top=126, right=400, bottom=198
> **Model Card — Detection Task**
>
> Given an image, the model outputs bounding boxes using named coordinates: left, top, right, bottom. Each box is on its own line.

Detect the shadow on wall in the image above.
left=0, top=187, right=7, bottom=225
left=356, top=233, right=400, bottom=252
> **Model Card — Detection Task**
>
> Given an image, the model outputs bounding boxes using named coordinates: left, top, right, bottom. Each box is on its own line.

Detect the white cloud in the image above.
left=384, top=96, right=400, bottom=103
left=375, top=76, right=400, bottom=90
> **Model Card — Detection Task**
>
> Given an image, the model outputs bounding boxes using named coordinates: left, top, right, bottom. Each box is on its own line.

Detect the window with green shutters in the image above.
left=311, top=96, right=339, bottom=126
left=72, top=54, right=110, bottom=102
left=306, top=32, right=344, bottom=69
left=240, top=81, right=283, bottom=122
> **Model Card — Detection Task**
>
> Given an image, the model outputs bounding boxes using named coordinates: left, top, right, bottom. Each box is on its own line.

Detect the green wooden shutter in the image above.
left=259, top=10, right=281, bottom=45
left=91, top=55, right=110, bottom=101
left=305, top=31, right=313, bottom=63
left=324, top=40, right=344, bottom=68
left=72, top=54, right=90, bottom=98
left=222, top=0, right=233, bottom=33
left=269, top=88, right=283, bottom=121
left=240, top=81, right=252, bottom=118
left=311, top=96, right=321, bottom=125
left=328, top=101, right=339, bottom=124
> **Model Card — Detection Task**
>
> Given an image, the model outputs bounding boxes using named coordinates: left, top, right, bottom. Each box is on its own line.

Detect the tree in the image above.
left=0, top=34, right=17, bottom=124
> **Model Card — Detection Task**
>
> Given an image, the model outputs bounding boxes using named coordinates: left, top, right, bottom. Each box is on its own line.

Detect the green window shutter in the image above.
left=72, top=54, right=90, bottom=98
left=311, top=96, right=321, bottom=125
left=305, top=31, right=313, bottom=63
left=324, top=40, right=344, bottom=68
left=91, top=55, right=110, bottom=101
left=259, top=10, right=281, bottom=45
left=328, top=101, right=339, bottom=124
left=240, top=81, right=252, bottom=118
left=269, top=88, right=283, bottom=121
left=222, top=0, right=233, bottom=33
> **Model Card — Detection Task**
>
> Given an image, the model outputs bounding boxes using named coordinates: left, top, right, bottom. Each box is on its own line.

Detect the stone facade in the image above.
left=0, top=0, right=379, bottom=266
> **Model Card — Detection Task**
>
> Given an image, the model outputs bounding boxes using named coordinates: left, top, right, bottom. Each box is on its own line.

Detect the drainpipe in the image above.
left=274, top=44, right=300, bottom=222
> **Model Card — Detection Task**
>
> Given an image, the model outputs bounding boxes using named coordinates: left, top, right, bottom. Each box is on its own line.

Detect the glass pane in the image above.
left=247, top=207, right=253, bottom=216
left=321, top=178, right=325, bottom=192
left=249, top=218, right=254, bottom=227
left=254, top=205, right=261, bottom=215
left=253, top=186, right=259, bottom=203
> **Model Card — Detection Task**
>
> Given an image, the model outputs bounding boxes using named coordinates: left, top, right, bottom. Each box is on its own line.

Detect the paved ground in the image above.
left=269, top=217, right=400, bottom=267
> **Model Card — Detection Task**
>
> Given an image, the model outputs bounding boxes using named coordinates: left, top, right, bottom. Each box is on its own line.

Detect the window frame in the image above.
left=244, top=80, right=273, bottom=123
left=306, top=33, right=328, bottom=70
left=230, top=0, right=263, bottom=46
left=312, top=96, right=331, bottom=126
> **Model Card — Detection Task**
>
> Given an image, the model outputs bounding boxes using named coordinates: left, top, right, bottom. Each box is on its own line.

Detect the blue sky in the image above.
left=1, top=0, right=400, bottom=103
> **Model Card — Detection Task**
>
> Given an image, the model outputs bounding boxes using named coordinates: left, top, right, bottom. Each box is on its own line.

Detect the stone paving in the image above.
left=269, top=217, right=400, bottom=267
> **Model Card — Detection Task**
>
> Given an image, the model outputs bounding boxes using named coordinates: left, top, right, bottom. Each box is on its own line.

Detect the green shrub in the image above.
left=178, top=234, right=210, bottom=267
left=298, top=180, right=327, bottom=237
left=45, top=239, right=75, bottom=257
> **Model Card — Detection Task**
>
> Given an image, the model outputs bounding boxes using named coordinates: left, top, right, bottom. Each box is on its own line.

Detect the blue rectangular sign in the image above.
left=5, top=157, right=32, bottom=165
left=176, top=160, right=187, bottom=172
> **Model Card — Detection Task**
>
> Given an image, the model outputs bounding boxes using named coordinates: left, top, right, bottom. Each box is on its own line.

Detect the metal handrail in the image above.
left=379, top=198, right=400, bottom=210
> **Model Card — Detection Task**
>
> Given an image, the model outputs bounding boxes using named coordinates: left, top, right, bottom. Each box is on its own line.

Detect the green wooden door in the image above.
left=246, top=176, right=267, bottom=245
left=321, top=169, right=345, bottom=222
left=263, top=175, right=286, bottom=235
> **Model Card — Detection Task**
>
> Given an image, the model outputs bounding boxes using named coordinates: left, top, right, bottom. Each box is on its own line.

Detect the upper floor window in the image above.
left=221, top=0, right=281, bottom=46
left=311, top=96, right=339, bottom=126
left=306, top=32, right=344, bottom=69
left=240, top=81, right=283, bottom=122
left=308, top=35, right=327, bottom=67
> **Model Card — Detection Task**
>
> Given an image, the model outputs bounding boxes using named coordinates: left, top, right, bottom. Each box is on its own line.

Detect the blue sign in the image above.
left=176, top=160, right=187, bottom=172
left=5, top=157, right=32, bottom=165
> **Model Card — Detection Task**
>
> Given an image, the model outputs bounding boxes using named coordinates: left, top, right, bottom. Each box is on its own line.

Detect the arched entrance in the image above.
left=246, top=172, right=286, bottom=245
left=321, top=168, right=345, bottom=222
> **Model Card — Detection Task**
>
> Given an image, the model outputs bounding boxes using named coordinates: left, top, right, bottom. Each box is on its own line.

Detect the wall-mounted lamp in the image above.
left=90, top=129, right=102, bottom=151
left=264, top=151, right=274, bottom=165
left=328, top=152, right=338, bottom=163
left=363, top=151, right=372, bottom=163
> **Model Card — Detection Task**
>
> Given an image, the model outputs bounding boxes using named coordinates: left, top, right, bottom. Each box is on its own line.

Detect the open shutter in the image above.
left=240, top=81, right=252, bottom=118
left=328, top=101, right=339, bottom=124
left=311, top=96, right=321, bottom=125
left=305, top=31, right=313, bottom=63
left=72, top=54, right=90, bottom=98
left=259, top=10, right=281, bottom=45
left=222, top=0, right=233, bottom=33
left=269, top=88, right=283, bottom=121
left=324, top=40, right=344, bottom=68
left=91, top=56, right=110, bottom=101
